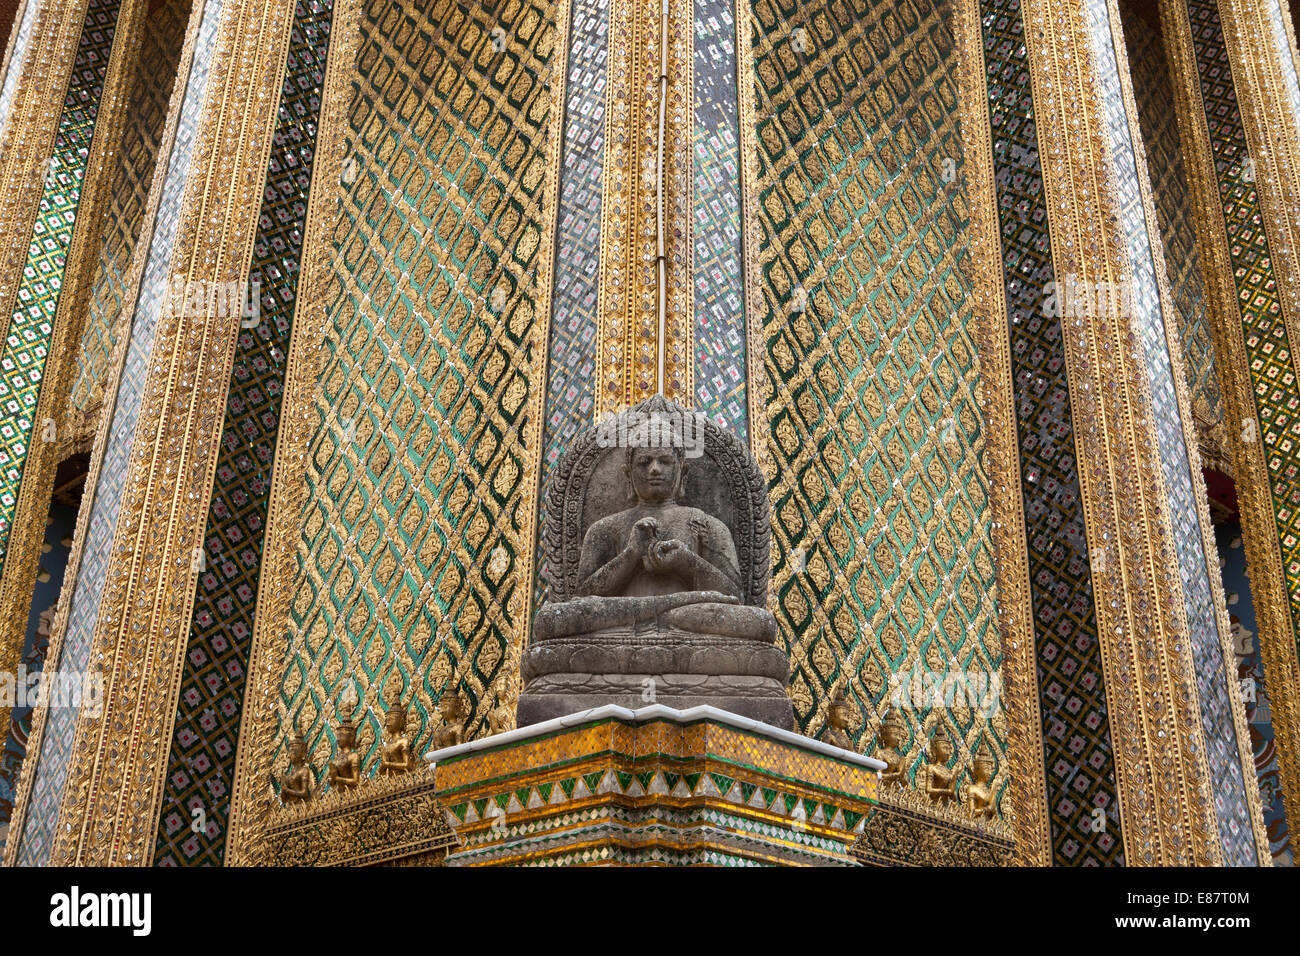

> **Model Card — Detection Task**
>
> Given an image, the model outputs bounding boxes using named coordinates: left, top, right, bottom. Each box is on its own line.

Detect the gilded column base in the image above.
left=260, top=774, right=460, bottom=867
left=431, top=705, right=881, bottom=867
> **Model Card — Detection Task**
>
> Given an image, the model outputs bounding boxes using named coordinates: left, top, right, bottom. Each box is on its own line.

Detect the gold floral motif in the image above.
left=852, top=785, right=1014, bottom=866
left=261, top=773, right=460, bottom=867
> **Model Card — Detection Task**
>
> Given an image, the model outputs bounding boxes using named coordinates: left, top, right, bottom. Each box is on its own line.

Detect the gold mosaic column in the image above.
left=46, top=0, right=307, bottom=866
left=0, top=0, right=148, bottom=740
left=594, top=0, right=693, bottom=415
left=957, top=0, right=1258, bottom=863
left=1159, top=0, right=1300, bottom=844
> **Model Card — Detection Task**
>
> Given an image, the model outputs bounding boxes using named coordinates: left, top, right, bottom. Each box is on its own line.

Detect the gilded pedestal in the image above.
left=430, top=705, right=882, bottom=866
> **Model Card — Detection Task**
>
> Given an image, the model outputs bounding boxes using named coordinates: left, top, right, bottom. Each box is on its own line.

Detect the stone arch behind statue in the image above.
left=542, top=395, right=771, bottom=609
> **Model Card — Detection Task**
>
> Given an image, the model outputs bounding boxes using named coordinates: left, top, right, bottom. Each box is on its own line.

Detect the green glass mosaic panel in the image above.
left=748, top=0, right=1006, bottom=808
left=274, top=0, right=558, bottom=779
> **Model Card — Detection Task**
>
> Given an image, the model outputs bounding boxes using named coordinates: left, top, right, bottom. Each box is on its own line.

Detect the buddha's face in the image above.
left=880, top=722, right=901, bottom=748
left=337, top=726, right=355, bottom=750
left=625, top=446, right=683, bottom=503
left=931, top=737, right=951, bottom=763
left=974, top=758, right=993, bottom=784
left=289, top=740, right=307, bottom=764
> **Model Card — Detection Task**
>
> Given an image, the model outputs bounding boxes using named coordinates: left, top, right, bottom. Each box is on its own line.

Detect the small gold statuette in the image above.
left=966, top=740, right=996, bottom=821
left=327, top=686, right=362, bottom=791
left=875, top=708, right=906, bottom=788
left=821, top=690, right=854, bottom=751
left=279, top=718, right=314, bottom=804
left=432, top=691, right=469, bottom=750
left=924, top=724, right=959, bottom=806
left=378, top=682, right=418, bottom=775
left=487, top=689, right=515, bottom=737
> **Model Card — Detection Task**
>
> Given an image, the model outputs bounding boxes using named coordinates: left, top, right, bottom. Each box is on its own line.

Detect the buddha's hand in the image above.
left=647, top=538, right=692, bottom=573
left=632, top=517, right=659, bottom=554
left=693, top=590, right=740, bottom=605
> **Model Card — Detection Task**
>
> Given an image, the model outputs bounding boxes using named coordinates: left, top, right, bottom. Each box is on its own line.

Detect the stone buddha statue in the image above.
left=518, top=396, right=793, bottom=728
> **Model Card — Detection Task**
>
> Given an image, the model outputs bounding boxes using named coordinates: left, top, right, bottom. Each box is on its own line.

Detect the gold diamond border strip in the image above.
left=224, top=0, right=571, bottom=866
left=1026, top=0, right=1222, bottom=865
left=1, top=0, right=214, bottom=867
left=1102, top=0, right=1270, bottom=864
left=952, top=0, right=1051, bottom=866
left=595, top=0, right=660, bottom=415
left=47, top=0, right=299, bottom=866
left=222, top=0, right=362, bottom=867
left=1159, top=0, right=1300, bottom=851
left=0, top=0, right=150, bottom=751
left=735, top=0, right=769, bottom=473
left=661, top=0, right=693, bottom=405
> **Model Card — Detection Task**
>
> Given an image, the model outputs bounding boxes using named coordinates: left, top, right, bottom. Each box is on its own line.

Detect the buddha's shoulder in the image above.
left=585, top=510, right=636, bottom=536
left=679, top=507, right=728, bottom=531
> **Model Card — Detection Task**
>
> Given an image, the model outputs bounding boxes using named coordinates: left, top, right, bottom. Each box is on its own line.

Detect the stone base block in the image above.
left=517, top=673, right=794, bottom=729
left=429, top=704, right=882, bottom=866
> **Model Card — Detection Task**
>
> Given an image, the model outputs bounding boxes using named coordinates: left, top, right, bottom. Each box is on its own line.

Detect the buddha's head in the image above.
left=623, top=419, right=686, bottom=504
left=972, top=742, right=995, bottom=784
left=288, top=733, right=308, bottom=766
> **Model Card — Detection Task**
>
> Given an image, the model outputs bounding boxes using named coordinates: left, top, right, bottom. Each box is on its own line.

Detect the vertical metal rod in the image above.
left=656, top=0, right=669, bottom=395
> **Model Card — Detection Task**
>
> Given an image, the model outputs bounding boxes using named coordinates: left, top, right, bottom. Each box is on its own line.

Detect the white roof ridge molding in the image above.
left=424, top=702, right=887, bottom=772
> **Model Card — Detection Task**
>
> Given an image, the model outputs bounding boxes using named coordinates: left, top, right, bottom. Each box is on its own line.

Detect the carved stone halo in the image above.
left=542, top=394, right=771, bottom=608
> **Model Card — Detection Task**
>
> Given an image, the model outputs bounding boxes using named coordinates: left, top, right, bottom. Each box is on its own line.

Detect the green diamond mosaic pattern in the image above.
left=276, top=0, right=558, bottom=773
left=749, top=0, right=1005, bottom=806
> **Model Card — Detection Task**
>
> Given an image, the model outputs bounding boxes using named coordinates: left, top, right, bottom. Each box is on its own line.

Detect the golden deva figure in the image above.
left=822, top=690, right=854, bottom=751
left=924, top=724, right=959, bottom=806
left=378, top=684, right=418, bottom=775
left=279, top=719, right=314, bottom=804
left=875, top=708, right=907, bottom=788
left=432, top=692, right=469, bottom=750
left=487, top=691, right=515, bottom=737
left=966, top=740, right=996, bottom=820
left=327, top=689, right=362, bottom=791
